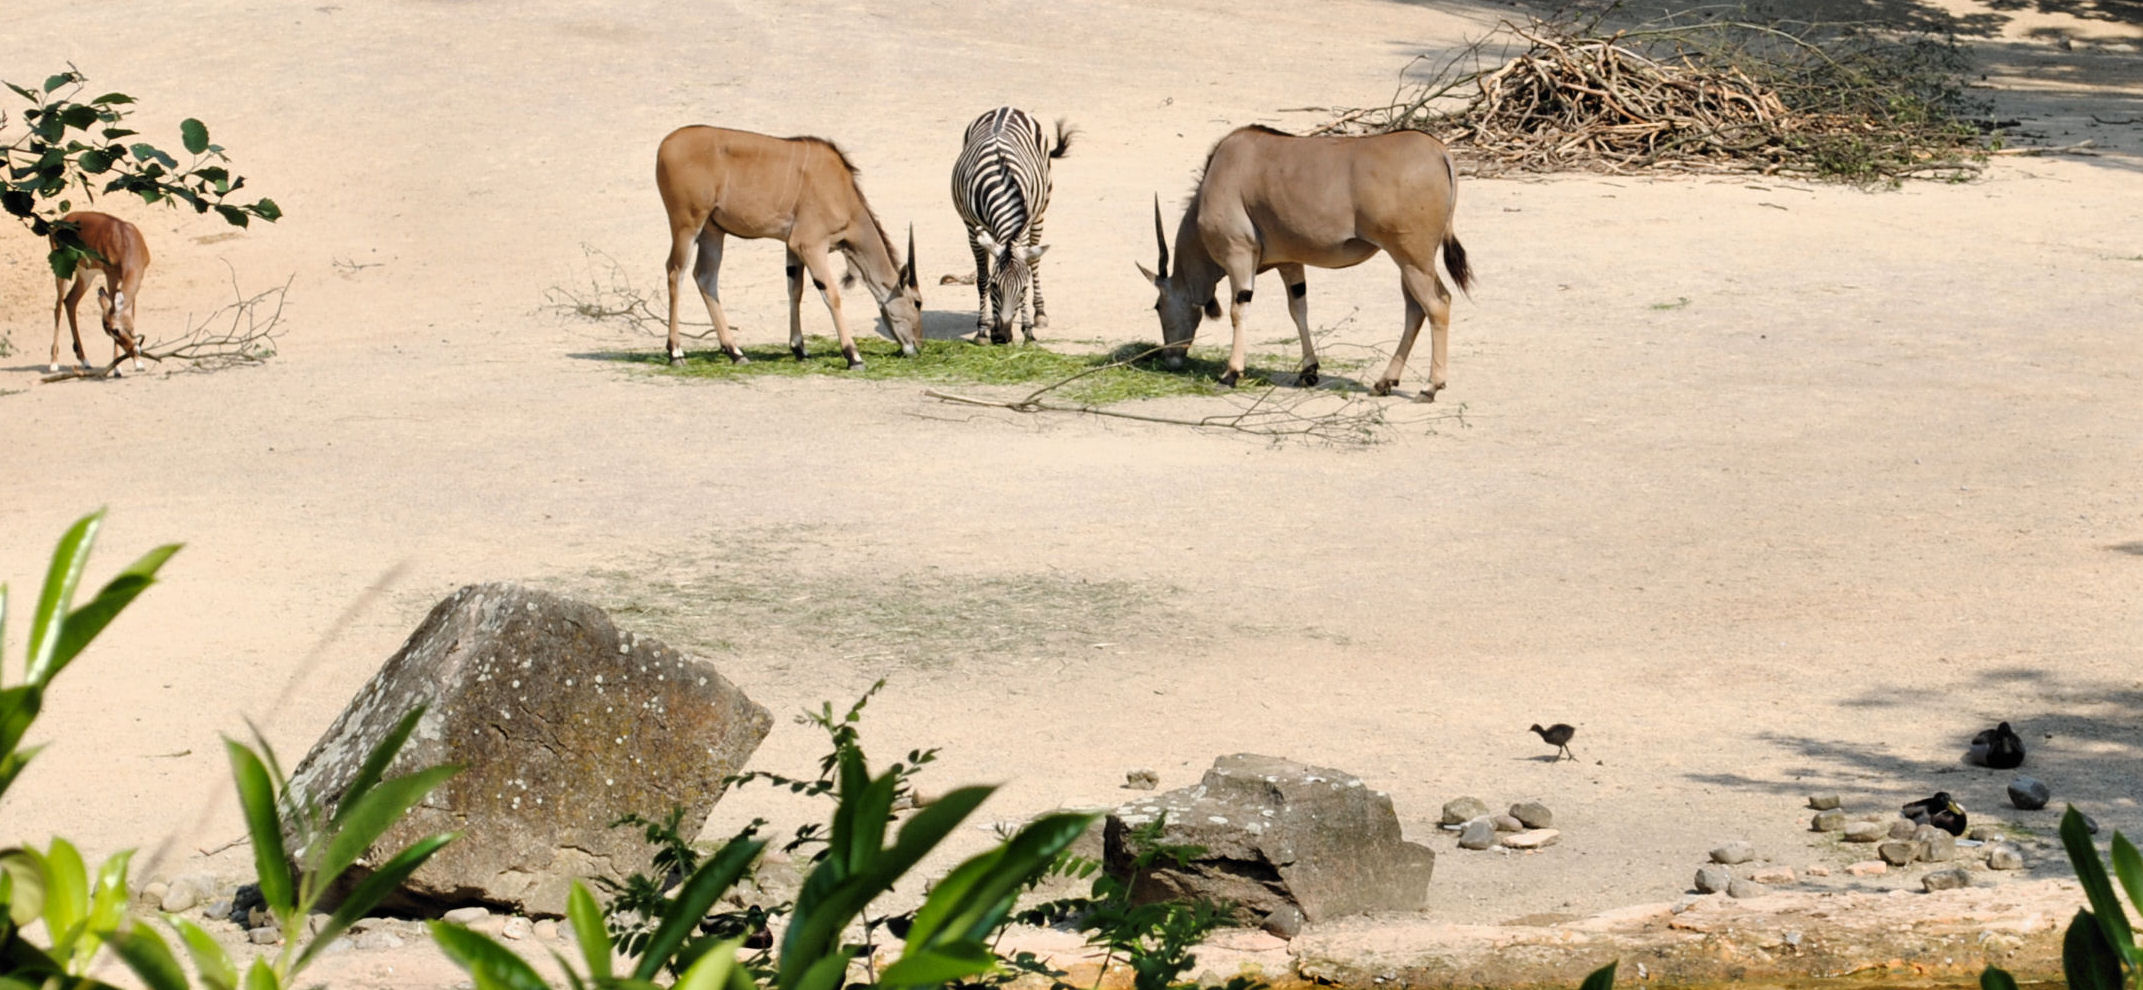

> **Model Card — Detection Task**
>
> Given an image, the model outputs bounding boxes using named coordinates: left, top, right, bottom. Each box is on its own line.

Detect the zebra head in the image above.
left=976, top=231, right=1045, bottom=343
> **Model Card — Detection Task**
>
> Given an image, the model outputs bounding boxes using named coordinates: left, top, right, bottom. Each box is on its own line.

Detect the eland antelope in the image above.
left=951, top=107, right=1073, bottom=344
left=50, top=211, right=149, bottom=375
left=657, top=125, right=923, bottom=370
left=1138, top=125, right=1473, bottom=399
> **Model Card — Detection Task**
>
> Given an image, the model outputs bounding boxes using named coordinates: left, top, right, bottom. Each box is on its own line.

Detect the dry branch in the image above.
left=1334, top=12, right=1997, bottom=183
left=923, top=344, right=1461, bottom=445
left=41, top=265, right=292, bottom=383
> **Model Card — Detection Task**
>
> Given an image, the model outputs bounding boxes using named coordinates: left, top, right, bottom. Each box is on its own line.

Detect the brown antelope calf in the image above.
left=656, top=126, right=923, bottom=370
left=50, top=211, right=150, bottom=375
left=1138, top=125, right=1473, bottom=399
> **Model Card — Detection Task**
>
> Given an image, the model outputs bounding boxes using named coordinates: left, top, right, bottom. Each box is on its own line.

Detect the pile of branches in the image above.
left=1330, top=12, right=1995, bottom=182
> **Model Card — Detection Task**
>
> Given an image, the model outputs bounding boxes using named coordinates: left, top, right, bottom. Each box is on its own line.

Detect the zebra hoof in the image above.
left=1371, top=378, right=1397, bottom=397
left=791, top=344, right=808, bottom=361
left=1218, top=369, right=1241, bottom=388
left=1299, top=363, right=1320, bottom=388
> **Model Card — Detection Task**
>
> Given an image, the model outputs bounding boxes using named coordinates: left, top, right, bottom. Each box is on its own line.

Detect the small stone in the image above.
left=1878, top=840, right=1917, bottom=866
left=1923, top=869, right=1971, bottom=891
left=204, top=899, right=232, bottom=920
left=1806, top=865, right=1831, bottom=877
left=246, top=907, right=271, bottom=930
left=1811, top=810, right=1847, bottom=832
left=501, top=917, right=533, bottom=941
left=159, top=878, right=201, bottom=914
left=1987, top=844, right=2025, bottom=870
left=354, top=931, right=405, bottom=951
left=248, top=928, right=280, bottom=945
left=1509, top=801, right=1554, bottom=829
left=1501, top=828, right=1560, bottom=850
left=1750, top=867, right=1796, bottom=884
left=470, top=914, right=507, bottom=937
left=1458, top=818, right=1497, bottom=850
left=1727, top=879, right=1767, bottom=899
left=1969, top=824, right=2004, bottom=841
left=1440, top=796, right=1490, bottom=825
left=1846, top=860, right=1888, bottom=877
left=142, top=881, right=170, bottom=906
left=1260, top=903, right=1305, bottom=940
left=1694, top=866, right=1732, bottom=893
left=1807, top=795, right=1842, bottom=810
left=443, top=906, right=490, bottom=925
left=1491, top=814, right=1524, bottom=833
left=1125, top=769, right=1159, bottom=791
left=2081, top=813, right=2102, bottom=834
left=320, top=937, right=355, bottom=955
left=1710, top=841, right=1756, bottom=865
left=1889, top=819, right=1919, bottom=840
left=1671, top=894, right=1702, bottom=914
left=1919, top=831, right=1957, bottom=863
left=1844, top=821, right=1885, bottom=842
left=533, top=919, right=561, bottom=940
left=2007, top=777, right=2049, bottom=810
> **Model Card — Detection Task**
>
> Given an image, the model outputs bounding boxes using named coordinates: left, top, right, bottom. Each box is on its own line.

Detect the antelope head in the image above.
left=976, top=230, right=1047, bottom=344
left=878, top=225, right=925, bottom=356
left=1134, top=196, right=1205, bottom=369
left=96, top=286, right=142, bottom=360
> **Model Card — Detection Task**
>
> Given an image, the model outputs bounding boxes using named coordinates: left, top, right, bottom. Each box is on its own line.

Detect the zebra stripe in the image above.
left=951, top=106, right=1068, bottom=343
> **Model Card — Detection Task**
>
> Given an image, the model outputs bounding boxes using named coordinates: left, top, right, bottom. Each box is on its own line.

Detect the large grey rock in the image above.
left=1694, top=866, right=1731, bottom=894
left=1457, top=818, right=1496, bottom=850
left=1917, top=828, right=1957, bottom=863
left=1810, top=810, right=1847, bottom=832
left=1987, top=844, right=2026, bottom=870
left=2008, top=777, right=2050, bottom=810
left=1807, top=795, right=1842, bottom=811
left=287, top=583, right=772, bottom=916
left=1105, top=754, right=1435, bottom=923
left=1510, top=802, right=1554, bottom=829
left=1923, top=869, right=1971, bottom=892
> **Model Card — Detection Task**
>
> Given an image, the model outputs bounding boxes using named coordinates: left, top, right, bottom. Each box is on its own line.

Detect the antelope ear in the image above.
left=112, top=289, right=125, bottom=310
left=1135, top=261, right=1162, bottom=287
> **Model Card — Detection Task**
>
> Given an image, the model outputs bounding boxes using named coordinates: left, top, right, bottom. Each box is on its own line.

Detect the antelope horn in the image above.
left=903, top=225, right=918, bottom=288
left=1151, top=195, right=1170, bottom=279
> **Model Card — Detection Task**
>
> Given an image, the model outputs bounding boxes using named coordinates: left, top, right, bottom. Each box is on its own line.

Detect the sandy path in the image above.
left=2, top=0, right=2141, bottom=950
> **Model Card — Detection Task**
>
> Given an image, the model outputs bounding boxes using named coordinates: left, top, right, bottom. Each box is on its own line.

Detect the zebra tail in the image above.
left=1050, top=119, right=1077, bottom=159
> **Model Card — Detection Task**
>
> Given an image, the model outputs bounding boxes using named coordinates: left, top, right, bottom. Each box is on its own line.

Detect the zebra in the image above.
left=951, top=107, right=1072, bottom=344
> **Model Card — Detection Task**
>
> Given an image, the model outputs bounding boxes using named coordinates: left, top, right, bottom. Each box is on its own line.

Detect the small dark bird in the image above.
left=1902, top=791, right=1969, bottom=836
left=1529, top=723, right=1578, bottom=762
left=1969, top=722, right=2026, bottom=769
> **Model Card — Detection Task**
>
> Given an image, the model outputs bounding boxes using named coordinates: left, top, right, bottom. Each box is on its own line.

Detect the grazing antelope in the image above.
left=656, top=125, right=923, bottom=370
left=951, top=107, right=1073, bottom=344
left=1137, top=125, right=1473, bottom=399
left=50, top=211, right=149, bottom=375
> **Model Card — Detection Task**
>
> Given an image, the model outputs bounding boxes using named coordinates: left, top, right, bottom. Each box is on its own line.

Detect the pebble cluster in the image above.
left=1439, top=796, right=1561, bottom=851
left=1804, top=794, right=2034, bottom=892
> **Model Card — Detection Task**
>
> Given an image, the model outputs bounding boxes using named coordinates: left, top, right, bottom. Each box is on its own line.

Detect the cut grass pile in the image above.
left=612, top=336, right=1356, bottom=405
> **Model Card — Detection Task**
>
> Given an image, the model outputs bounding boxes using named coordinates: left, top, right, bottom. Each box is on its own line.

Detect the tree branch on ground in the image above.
left=40, top=264, right=293, bottom=383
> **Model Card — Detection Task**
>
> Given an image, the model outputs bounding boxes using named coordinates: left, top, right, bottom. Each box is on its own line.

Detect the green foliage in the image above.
left=3, top=67, right=280, bottom=278
left=642, top=338, right=1302, bottom=404
left=438, top=681, right=1098, bottom=990
left=1010, top=814, right=1250, bottom=990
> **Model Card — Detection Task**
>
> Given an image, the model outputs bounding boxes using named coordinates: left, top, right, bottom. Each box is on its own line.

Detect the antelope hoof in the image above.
left=1164, top=354, right=1186, bottom=371
left=48, top=363, right=61, bottom=373
left=667, top=349, right=686, bottom=366
left=847, top=360, right=866, bottom=371
left=1372, top=378, right=1397, bottom=397
left=1418, top=382, right=1444, bottom=403
left=1218, top=369, right=1241, bottom=389
left=844, top=346, right=864, bottom=371
left=1298, top=363, right=1320, bottom=388
left=725, top=348, right=749, bottom=365
left=901, top=343, right=919, bottom=358
left=791, top=343, right=808, bottom=361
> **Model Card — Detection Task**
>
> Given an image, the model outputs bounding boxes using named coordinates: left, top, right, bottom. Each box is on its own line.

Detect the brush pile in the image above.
left=1329, top=14, right=1993, bottom=183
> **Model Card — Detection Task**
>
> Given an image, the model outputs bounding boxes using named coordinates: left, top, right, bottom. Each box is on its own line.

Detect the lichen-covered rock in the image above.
left=287, top=583, right=771, bottom=916
left=1105, top=754, right=1435, bottom=922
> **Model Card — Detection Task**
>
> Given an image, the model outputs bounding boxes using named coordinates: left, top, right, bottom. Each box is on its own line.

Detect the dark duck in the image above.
left=1902, top=792, right=1968, bottom=836
left=1969, top=722, right=2026, bottom=769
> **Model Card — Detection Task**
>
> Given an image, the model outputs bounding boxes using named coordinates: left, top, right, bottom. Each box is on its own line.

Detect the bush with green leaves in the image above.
left=1983, top=806, right=2142, bottom=990
left=3, top=69, right=280, bottom=278
left=0, top=510, right=458, bottom=990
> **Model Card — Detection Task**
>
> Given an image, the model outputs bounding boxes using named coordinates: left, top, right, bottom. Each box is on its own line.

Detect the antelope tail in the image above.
left=1439, top=150, right=1473, bottom=294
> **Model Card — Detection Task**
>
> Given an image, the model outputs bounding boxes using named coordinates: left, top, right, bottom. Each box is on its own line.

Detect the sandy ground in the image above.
left=3, top=0, right=2142, bottom=980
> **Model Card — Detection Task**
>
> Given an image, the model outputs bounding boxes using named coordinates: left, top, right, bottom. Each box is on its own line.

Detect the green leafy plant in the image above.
left=0, top=510, right=177, bottom=987
left=1983, top=806, right=2140, bottom=990
left=4, top=68, right=280, bottom=277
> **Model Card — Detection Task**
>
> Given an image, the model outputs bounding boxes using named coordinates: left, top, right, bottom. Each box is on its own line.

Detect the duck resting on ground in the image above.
left=1530, top=723, right=1578, bottom=762
left=1970, top=721, right=2026, bottom=769
left=1902, top=792, right=1969, bottom=836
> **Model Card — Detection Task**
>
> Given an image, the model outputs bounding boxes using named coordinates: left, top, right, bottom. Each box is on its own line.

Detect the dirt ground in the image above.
left=2, top=0, right=2141, bottom=981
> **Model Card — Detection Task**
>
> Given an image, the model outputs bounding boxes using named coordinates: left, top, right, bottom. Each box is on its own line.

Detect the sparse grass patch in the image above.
left=554, top=537, right=1180, bottom=671
left=1650, top=297, right=1692, bottom=311
left=612, top=337, right=1351, bottom=405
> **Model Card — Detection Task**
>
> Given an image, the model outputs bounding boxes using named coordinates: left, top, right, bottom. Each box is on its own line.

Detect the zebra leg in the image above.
left=966, top=226, right=990, bottom=344
left=1025, top=220, right=1047, bottom=342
